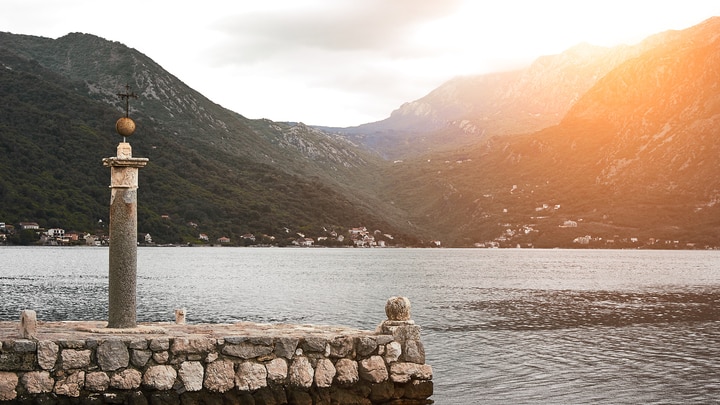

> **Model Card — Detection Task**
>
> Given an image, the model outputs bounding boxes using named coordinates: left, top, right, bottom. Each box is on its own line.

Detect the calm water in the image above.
left=1, top=247, right=719, bottom=404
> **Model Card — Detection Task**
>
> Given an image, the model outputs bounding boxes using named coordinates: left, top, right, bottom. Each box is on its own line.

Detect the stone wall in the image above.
left=0, top=299, right=432, bottom=404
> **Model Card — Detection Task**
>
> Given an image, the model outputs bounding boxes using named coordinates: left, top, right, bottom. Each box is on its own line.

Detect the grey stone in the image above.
left=335, top=358, right=359, bottom=385
left=143, top=365, right=177, bottom=390
left=110, top=368, right=142, bottom=390
left=54, top=370, right=85, bottom=397
left=328, top=336, right=354, bottom=358
left=85, top=371, right=110, bottom=392
left=204, top=360, right=235, bottom=392
left=131, top=349, right=152, bottom=367
left=301, top=337, right=327, bottom=353
left=356, top=336, right=378, bottom=357
left=21, top=371, right=54, bottom=394
left=404, top=339, right=425, bottom=364
left=178, top=361, right=204, bottom=392
left=127, top=338, right=148, bottom=350
left=61, top=349, right=92, bottom=369
left=314, top=358, right=336, bottom=388
left=97, top=339, right=129, bottom=371
left=235, top=361, right=267, bottom=391
left=149, top=338, right=170, bottom=351
left=288, top=357, right=314, bottom=388
left=274, top=337, right=298, bottom=359
left=222, top=341, right=273, bottom=359
left=0, top=371, right=18, bottom=401
left=37, top=340, right=59, bottom=370
left=265, top=358, right=288, bottom=382
left=13, top=339, right=36, bottom=353
left=0, top=351, right=35, bottom=371
left=358, top=355, right=388, bottom=383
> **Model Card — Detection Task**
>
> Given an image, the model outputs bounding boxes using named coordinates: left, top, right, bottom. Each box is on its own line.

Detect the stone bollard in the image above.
left=175, top=308, right=186, bottom=324
left=19, top=310, right=37, bottom=339
left=377, top=297, right=426, bottom=364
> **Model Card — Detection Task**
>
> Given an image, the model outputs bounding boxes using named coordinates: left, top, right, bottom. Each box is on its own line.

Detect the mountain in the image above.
left=0, top=32, right=420, bottom=245
left=328, top=34, right=676, bottom=159
left=382, top=17, right=720, bottom=248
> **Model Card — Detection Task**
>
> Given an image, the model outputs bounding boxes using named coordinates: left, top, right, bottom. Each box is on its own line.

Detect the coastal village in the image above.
left=1, top=219, right=714, bottom=249
left=0, top=221, right=400, bottom=248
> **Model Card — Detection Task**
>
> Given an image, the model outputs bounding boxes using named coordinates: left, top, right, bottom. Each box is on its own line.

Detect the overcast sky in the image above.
left=3, top=1, right=719, bottom=127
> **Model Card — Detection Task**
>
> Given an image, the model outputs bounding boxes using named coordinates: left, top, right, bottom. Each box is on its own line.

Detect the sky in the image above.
left=3, top=1, right=720, bottom=127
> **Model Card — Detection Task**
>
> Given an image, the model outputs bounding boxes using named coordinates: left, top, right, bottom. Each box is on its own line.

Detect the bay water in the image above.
left=1, top=246, right=719, bottom=404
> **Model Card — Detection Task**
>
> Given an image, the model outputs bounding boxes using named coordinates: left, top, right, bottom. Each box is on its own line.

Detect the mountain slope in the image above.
left=331, top=35, right=672, bottom=159
left=383, top=17, right=720, bottom=248
left=0, top=32, right=420, bottom=245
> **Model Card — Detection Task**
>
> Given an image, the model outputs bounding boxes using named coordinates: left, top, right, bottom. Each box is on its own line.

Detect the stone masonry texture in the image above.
left=0, top=315, right=432, bottom=404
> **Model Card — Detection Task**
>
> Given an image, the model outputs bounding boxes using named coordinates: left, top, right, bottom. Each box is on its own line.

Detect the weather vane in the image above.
left=115, top=84, right=138, bottom=142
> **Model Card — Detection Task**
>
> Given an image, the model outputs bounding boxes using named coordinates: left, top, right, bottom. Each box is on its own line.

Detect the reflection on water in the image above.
left=1, top=247, right=720, bottom=404
left=436, top=287, right=720, bottom=331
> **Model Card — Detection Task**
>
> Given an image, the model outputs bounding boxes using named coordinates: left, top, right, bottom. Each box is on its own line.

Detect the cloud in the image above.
left=207, top=0, right=463, bottom=65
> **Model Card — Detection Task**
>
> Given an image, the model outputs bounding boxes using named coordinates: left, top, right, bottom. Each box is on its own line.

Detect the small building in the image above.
left=18, top=222, right=40, bottom=230
left=217, top=236, right=231, bottom=244
left=199, top=233, right=209, bottom=241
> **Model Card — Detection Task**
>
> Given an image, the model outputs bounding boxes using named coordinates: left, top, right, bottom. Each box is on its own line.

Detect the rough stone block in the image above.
left=61, top=349, right=92, bottom=369
left=390, top=362, right=433, bottom=383
left=403, top=379, right=433, bottom=399
left=356, top=336, right=378, bottom=357
left=403, top=339, right=425, bottom=364
left=13, top=339, right=36, bottom=353
left=0, top=351, right=36, bottom=371
left=301, top=337, right=327, bottom=353
left=178, top=361, right=204, bottom=391
left=314, top=358, right=336, bottom=388
left=97, top=339, right=130, bottom=371
left=143, top=365, right=177, bottom=390
left=153, top=351, right=169, bottom=364
left=85, top=371, right=110, bottom=392
left=288, top=356, right=314, bottom=388
left=204, top=360, right=235, bottom=392
left=235, top=361, right=267, bottom=391
left=131, top=349, right=152, bottom=367
left=0, top=371, right=18, bottom=401
left=265, top=358, right=288, bottom=383
left=335, top=358, right=359, bottom=385
left=110, top=368, right=142, bottom=390
left=149, top=337, right=170, bottom=351
left=54, top=370, right=85, bottom=397
left=384, top=341, right=402, bottom=363
left=21, top=370, right=54, bottom=394
left=328, top=336, right=354, bottom=358
left=222, top=341, right=273, bottom=359
left=358, top=355, right=388, bottom=383
left=37, top=340, right=59, bottom=370
left=171, top=337, right=215, bottom=355
left=274, top=337, right=299, bottom=359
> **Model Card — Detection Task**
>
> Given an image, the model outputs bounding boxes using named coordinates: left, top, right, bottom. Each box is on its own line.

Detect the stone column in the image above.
left=103, top=142, right=148, bottom=328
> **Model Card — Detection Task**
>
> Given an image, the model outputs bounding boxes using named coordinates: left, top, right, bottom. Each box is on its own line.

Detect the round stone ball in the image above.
left=385, top=296, right=411, bottom=321
left=116, top=117, right=136, bottom=137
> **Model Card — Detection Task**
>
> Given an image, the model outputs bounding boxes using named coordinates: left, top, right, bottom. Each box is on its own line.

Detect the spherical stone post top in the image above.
left=116, top=117, right=136, bottom=137
left=385, top=296, right=412, bottom=321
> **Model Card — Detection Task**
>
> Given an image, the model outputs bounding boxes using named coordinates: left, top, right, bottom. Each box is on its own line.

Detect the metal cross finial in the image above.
left=117, top=84, right=138, bottom=118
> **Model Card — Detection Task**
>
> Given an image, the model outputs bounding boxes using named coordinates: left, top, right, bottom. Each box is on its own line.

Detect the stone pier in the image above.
left=0, top=298, right=433, bottom=404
